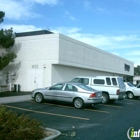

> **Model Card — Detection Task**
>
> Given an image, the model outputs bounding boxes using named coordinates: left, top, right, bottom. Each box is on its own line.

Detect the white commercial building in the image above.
left=0, top=30, right=134, bottom=92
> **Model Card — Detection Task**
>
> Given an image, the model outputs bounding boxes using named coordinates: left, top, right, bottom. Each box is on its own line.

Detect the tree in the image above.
left=134, top=65, right=140, bottom=75
left=0, top=11, right=5, bottom=23
left=0, top=11, right=16, bottom=70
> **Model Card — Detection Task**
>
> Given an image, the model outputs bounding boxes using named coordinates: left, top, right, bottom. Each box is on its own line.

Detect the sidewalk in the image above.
left=0, top=95, right=32, bottom=104
left=0, top=91, right=32, bottom=104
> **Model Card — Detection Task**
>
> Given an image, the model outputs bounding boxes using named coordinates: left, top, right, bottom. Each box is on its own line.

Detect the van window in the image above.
left=112, top=78, right=117, bottom=85
left=80, top=78, right=89, bottom=85
left=71, top=78, right=80, bottom=83
left=106, top=78, right=111, bottom=85
left=71, top=78, right=89, bottom=85
left=117, top=77, right=125, bottom=88
left=93, top=79, right=105, bottom=85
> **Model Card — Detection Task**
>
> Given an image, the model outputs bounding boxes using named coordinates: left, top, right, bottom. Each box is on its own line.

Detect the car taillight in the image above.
left=90, top=93, right=96, bottom=98
left=116, top=89, right=120, bottom=95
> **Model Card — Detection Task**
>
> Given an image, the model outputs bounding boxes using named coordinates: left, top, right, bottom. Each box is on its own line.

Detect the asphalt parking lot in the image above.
left=2, top=98, right=140, bottom=140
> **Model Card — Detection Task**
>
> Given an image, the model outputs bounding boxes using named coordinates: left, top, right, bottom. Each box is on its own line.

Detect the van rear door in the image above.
left=117, top=77, right=126, bottom=92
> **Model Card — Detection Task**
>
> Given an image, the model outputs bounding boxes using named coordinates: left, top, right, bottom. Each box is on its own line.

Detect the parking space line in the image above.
left=125, top=99, right=140, bottom=102
left=99, top=104, right=122, bottom=108
left=30, top=101, right=74, bottom=109
left=30, top=101, right=110, bottom=114
left=123, top=103, right=133, bottom=105
left=3, top=105, right=89, bottom=121
left=43, top=102, right=75, bottom=109
left=84, top=109, right=109, bottom=114
left=44, top=103, right=110, bottom=114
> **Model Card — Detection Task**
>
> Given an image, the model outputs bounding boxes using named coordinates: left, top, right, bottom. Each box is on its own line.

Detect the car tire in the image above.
left=102, top=93, right=109, bottom=104
left=127, top=92, right=134, bottom=99
left=74, top=98, right=84, bottom=109
left=35, top=93, right=44, bottom=103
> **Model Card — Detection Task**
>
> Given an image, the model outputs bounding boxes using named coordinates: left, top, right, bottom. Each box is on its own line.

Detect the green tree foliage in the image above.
left=0, top=11, right=16, bottom=70
left=125, top=65, right=140, bottom=82
left=0, top=11, right=5, bottom=23
left=134, top=65, right=140, bottom=75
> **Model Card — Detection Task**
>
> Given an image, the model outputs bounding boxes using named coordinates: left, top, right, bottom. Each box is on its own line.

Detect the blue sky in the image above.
left=0, top=0, right=140, bottom=66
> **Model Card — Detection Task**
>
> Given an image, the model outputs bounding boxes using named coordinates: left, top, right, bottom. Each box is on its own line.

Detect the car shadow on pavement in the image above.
left=0, top=91, right=31, bottom=97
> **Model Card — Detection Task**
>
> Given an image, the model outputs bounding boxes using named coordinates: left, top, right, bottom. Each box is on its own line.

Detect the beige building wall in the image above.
left=0, top=31, right=134, bottom=91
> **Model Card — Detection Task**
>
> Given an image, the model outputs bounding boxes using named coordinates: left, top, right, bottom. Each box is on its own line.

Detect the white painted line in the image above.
left=84, top=108, right=110, bottom=114
left=3, top=105, right=90, bottom=121
left=123, top=103, right=133, bottom=105
left=30, top=101, right=110, bottom=114
left=99, top=104, right=122, bottom=108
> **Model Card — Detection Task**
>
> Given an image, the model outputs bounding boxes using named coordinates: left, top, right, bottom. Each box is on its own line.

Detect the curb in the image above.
left=43, top=128, right=61, bottom=140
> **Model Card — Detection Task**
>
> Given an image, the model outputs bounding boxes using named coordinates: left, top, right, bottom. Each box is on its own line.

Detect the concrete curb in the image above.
left=43, top=128, right=61, bottom=140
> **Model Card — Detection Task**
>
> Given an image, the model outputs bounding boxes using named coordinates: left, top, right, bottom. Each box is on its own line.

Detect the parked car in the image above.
left=70, top=76, right=126, bottom=104
left=124, top=82, right=140, bottom=99
left=31, top=82, right=103, bottom=109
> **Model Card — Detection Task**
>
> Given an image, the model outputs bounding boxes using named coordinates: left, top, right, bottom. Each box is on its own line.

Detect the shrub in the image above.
left=0, top=106, right=47, bottom=140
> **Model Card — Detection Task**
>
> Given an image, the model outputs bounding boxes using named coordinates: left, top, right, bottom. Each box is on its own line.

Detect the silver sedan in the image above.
left=31, top=82, right=103, bottom=109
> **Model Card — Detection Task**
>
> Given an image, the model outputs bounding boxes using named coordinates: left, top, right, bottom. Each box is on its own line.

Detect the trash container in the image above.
left=14, top=84, right=20, bottom=92
left=18, top=84, right=20, bottom=92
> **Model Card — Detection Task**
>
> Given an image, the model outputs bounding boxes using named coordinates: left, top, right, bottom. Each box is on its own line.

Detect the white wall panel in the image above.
left=0, top=32, right=134, bottom=92
left=58, top=34, right=134, bottom=76
left=51, top=65, right=121, bottom=85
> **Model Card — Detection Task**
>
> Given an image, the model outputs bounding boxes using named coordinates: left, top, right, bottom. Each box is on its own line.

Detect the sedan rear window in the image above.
left=78, top=84, right=96, bottom=91
left=64, top=84, right=78, bottom=92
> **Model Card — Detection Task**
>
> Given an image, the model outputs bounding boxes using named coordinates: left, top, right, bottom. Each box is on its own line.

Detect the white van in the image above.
left=71, top=76, right=126, bottom=104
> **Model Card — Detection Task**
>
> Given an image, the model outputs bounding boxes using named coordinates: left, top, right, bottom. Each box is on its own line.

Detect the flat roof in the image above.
left=16, top=30, right=53, bottom=37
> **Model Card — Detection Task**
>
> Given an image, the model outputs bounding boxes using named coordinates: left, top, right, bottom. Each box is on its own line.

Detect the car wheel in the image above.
left=35, top=93, right=44, bottom=103
left=102, top=93, right=109, bottom=104
left=74, top=98, right=84, bottom=109
left=127, top=92, right=134, bottom=99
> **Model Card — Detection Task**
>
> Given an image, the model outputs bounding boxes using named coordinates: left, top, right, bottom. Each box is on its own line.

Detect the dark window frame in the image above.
left=106, top=77, right=111, bottom=85
left=93, top=79, right=105, bottom=85
left=112, top=78, right=117, bottom=85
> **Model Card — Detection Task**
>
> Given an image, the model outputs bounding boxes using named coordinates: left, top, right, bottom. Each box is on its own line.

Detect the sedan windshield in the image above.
left=127, top=82, right=135, bottom=87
